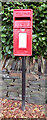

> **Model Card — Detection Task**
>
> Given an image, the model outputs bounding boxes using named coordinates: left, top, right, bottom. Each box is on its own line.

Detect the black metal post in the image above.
left=22, top=56, right=26, bottom=111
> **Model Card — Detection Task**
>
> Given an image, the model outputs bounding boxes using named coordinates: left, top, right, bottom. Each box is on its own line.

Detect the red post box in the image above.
left=13, top=9, right=33, bottom=56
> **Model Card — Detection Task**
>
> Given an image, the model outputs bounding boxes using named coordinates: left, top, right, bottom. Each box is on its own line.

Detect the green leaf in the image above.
left=3, top=17, right=8, bottom=21
left=11, top=9, right=14, bottom=12
left=43, top=20, right=47, bottom=23
left=33, top=39, right=36, bottom=42
left=10, top=46, right=13, bottom=49
left=8, top=50, right=11, bottom=54
left=38, top=6, right=42, bottom=11
left=35, top=56, right=38, bottom=60
left=32, top=35, right=37, bottom=39
left=6, top=46, right=9, bottom=52
left=42, top=37, right=46, bottom=40
left=41, top=3, right=46, bottom=8
left=2, top=38, right=6, bottom=43
left=0, top=10, right=4, bottom=15
left=1, top=34, right=6, bottom=37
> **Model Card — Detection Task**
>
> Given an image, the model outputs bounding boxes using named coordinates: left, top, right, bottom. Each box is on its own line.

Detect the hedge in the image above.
left=1, top=1, right=47, bottom=59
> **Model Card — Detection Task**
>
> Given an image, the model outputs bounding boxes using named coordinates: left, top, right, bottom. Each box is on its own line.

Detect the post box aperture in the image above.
left=13, top=9, right=33, bottom=56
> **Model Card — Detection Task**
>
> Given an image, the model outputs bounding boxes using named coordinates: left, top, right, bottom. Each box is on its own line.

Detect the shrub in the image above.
left=1, top=1, right=47, bottom=59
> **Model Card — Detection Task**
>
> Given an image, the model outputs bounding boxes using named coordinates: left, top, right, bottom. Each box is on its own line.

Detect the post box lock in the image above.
left=13, top=9, right=33, bottom=56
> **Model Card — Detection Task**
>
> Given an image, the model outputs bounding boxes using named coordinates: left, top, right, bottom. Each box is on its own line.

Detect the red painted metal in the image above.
left=13, top=9, right=33, bottom=56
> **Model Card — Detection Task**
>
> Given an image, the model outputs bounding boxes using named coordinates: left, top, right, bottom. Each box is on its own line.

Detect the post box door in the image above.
left=13, top=28, right=32, bottom=56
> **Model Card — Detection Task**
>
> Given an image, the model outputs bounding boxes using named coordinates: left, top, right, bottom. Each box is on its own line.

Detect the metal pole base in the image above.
left=22, top=100, right=25, bottom=111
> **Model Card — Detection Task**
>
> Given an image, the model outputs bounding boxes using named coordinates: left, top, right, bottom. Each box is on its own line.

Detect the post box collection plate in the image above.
left=13, top=9, right=33, bottom=56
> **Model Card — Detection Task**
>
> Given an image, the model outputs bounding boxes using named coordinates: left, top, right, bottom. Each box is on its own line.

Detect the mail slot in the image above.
left=13, top=9, right=33, bottom=56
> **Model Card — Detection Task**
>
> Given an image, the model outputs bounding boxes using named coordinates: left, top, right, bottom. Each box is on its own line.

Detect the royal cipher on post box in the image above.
left=13, top=9, right=33, bottom=56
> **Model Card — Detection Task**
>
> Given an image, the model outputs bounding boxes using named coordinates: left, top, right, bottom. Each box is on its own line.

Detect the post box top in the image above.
left=13, top=9, right=33, bottom=28
left=13, top=9, right=33, bottom=17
